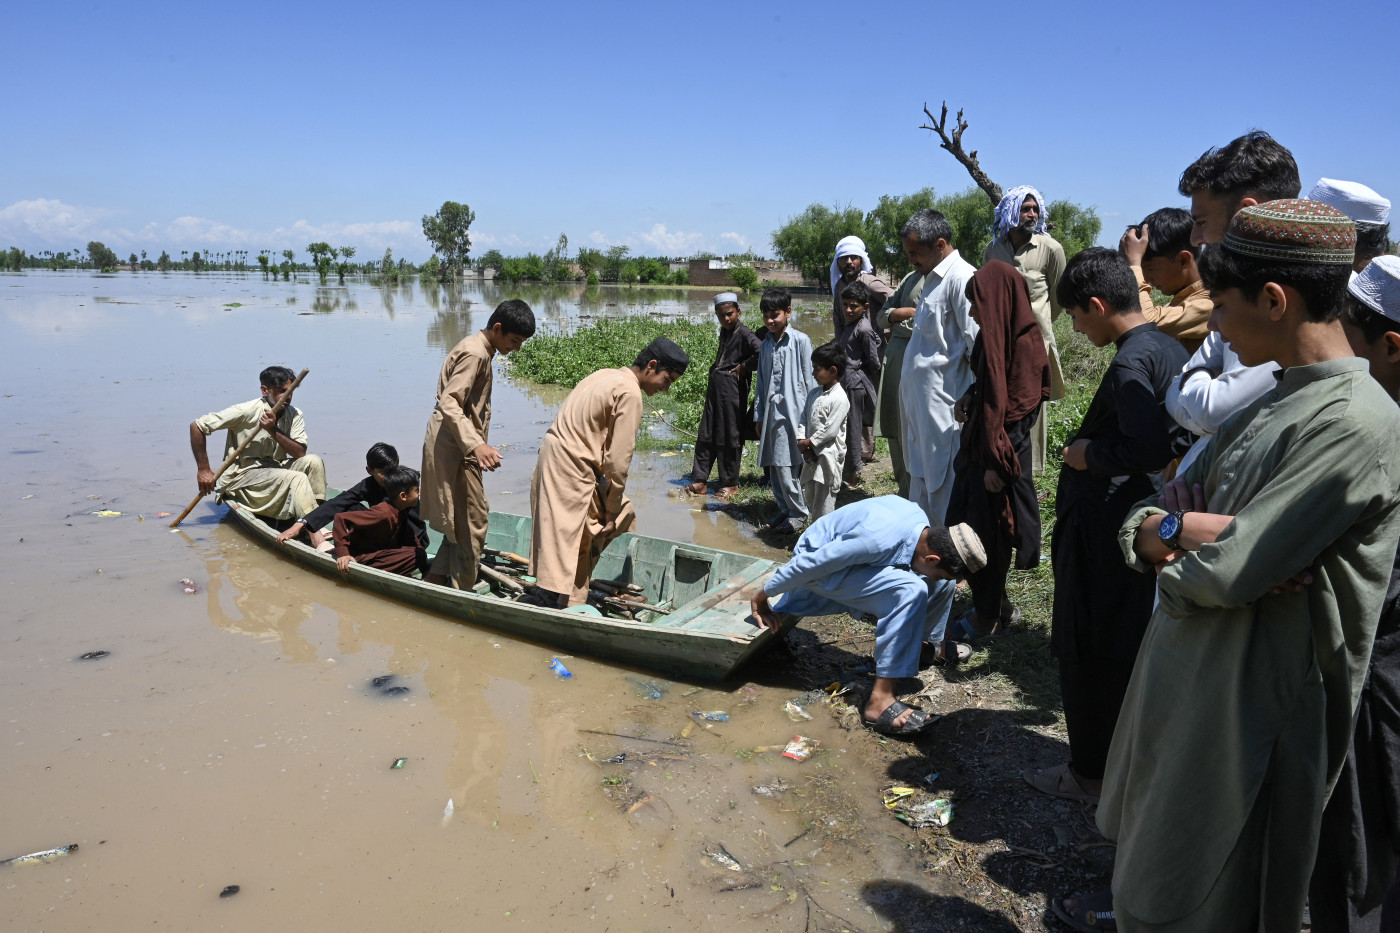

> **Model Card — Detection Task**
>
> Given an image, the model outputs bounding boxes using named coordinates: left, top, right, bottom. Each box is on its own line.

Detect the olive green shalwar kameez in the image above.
left=194, top=399, right=326, bottom=519
left=1102, top=359, right=1400, bottom=932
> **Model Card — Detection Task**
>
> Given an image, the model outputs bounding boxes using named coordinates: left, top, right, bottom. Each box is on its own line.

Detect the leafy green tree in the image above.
left=864, top=188, right=939, bottom=279
left=1047, top=200, right=1103, bottom=260
left=5, top=247, right=23, bottom=271
left=419, top=255, right=441, bottom=280
left=728, top=263, right=759, bottom=292
left=931, top=188, right=996, bottom=263
left=617, top=259, right=639, bottom=284
left=601, top=245, right=630, bottom=283
left=87, top=240, right=119, bottom=271
left=575, top=247, right=604, bottom=279
left=770, top=203, right=866, bottom=290
left=127, top=252, right=138, bottom=270
left=306, top=242, right=333, bottom=281
left=669, top=266, right=689, bottom=286
left=281, top=248, right=295, bottom=280
left=190, top=251, right=204, bottom=271
left=421, top=200, right=475, bottom=278
left=335, top=245, right=356, bottom=282
left=257, top=252, right=271, bottom=277
left=157, top=250, right=171, bottom=272
left=479, top=249, right=505, bottom=273
left=637, top=257, right=668, bottom=284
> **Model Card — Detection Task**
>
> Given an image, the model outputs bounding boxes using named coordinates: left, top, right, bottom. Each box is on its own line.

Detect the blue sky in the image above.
left=4, top=0, right=1397, bottom=263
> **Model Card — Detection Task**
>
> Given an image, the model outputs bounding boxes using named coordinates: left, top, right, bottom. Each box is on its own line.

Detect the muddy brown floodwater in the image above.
left=0, top=272, right=928, bottom=931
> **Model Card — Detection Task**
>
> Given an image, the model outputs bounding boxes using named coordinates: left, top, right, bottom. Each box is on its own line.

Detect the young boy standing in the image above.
left=1119, top=207, right=1211, bottom=354
left=754, top=288, right=813, bottom=535
left=421, top=299, right=535, bottom=589
left=1028, top=248, right=1187, bottom=806
left=836, top=281, right=882, bottom=487
left=276, top=442, right=426, bottom=552
left=687, top=292, right=762, bottom=499
left=332, top=466, right=429, bottom=578
left=797, top=342, right=850, bottom=522
left=1102, top=202, right=1400, bottom=932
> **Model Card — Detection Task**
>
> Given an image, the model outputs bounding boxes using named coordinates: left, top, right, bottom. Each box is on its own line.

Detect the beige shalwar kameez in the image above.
left=194, top=399, right=325, bottom=519
left=421, top=331, right=496, bottom=589
left=985, top=232, right=1066, bottom=474
left=530, top=367, right=643, bottom=606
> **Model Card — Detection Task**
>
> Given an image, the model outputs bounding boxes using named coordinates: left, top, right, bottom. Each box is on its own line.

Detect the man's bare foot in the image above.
left=715, top=486, right=739, bottom=499
left=685, top=481, right=708, bottom=496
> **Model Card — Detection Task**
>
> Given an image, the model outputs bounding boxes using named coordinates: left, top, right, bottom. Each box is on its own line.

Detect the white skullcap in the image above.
left=713, top=292, right=739, bottom=307
left=1309, top=178, right=1390, bottom=226
left=1349, top=255, right=1400, bottom=322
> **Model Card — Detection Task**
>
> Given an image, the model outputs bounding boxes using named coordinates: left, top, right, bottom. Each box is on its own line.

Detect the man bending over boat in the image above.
left=522, top=337, right=689, bottom=608
left=189, top=365, right=326, bottom=521
left=749, top=496, right=985, bottom=735
left=332, top=466, right=429, bottom=577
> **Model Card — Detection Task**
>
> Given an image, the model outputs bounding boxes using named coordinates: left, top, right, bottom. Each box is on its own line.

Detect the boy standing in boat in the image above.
left=686, top=292, right=762, bottom=499
left=524, top=337, right=689, bottom=608
left=189, top=365, right=326, bottom=521
left=421, top=299, right=536, bottom=589
left=332, top=466, right=429, bottom=577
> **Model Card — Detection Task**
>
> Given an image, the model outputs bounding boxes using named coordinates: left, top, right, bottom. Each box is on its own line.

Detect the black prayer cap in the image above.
left=635, top=336, right=690, bottom=375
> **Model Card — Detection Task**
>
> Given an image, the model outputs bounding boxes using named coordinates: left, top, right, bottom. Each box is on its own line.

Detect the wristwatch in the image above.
left=1158, top=510, right=1188, bottom=551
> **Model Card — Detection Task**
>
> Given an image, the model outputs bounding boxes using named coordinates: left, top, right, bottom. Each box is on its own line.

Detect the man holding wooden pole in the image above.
left=186, top=365, right=325, bottom=522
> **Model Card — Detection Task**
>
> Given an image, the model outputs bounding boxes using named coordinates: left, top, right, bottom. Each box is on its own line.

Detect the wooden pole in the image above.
left=169, top=368, right=310, bottom=528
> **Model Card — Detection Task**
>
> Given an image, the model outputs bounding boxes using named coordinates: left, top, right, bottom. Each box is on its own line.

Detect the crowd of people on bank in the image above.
left=187, top=129, right=1400, bottom=932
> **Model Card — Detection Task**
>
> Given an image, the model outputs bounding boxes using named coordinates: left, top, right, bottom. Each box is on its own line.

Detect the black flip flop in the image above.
left=1049, top=888, right=1116, bottom=932
left=861, top=700, right=941, bottom=736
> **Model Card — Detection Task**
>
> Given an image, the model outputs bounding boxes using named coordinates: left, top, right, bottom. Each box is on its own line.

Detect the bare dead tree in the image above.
left=919, top=102, right=1003, bottom=207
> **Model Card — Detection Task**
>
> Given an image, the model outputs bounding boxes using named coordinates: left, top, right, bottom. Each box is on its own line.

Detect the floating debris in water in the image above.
left=391, top=757, right=407, bottom=769
left=442, top=798, right=455, bottom=826
left=691, top=710, right=729, bottom=722
left=894, top=798, right=953, bottom=828
left=625, top=676, right=666, bottom=700
left=219, top=885, right=240, bottom=898
left=782, top=735, right=819, bottom=762
left=369, top=674, right=409, bottom=696
left=752, top=779, right=791, bottom=798
left=738, top=684, right=761, bottom=704
left=784, top=700, right=812, bottom=721
left=548, top=657, right=572, bottom=678
left=153, top=511, right=172, bottom=517
left=77, top=650, right=109, bottom=661
left=1, top=843, right=78, bottom=866
left=179, top=577, right=199, bottom=594
left=92, top=510, right=122, bottom=517
left=704, top=843, right=743, bottom=872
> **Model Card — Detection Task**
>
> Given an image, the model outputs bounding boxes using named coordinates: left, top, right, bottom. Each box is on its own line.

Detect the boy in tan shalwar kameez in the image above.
left=525, top=337, right=689, bottom=608
left=421, top=300, right=535, bottom=589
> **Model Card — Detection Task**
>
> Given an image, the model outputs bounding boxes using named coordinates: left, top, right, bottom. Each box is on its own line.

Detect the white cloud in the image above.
left=632, top=223, right=707, bottom=255
left=719, top=231, right=751, bottom=250
left=0, top=198, right=110, bottom=244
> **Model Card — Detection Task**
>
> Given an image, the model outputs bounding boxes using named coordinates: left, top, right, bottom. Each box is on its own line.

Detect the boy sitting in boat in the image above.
left=189, top=365, right=326, bottom=521
left=275, top=442, right=426, bottom=551
left=332, top=466, right=429, bottom=577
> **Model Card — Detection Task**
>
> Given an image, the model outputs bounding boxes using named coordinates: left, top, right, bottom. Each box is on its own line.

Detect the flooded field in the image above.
left=0, top=271, right=935, bottom=930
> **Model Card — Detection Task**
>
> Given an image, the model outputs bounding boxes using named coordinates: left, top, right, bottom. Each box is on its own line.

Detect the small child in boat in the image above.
left=332, top=466, right=430, bottom=577
left=276, top=442, right=427, bottom=552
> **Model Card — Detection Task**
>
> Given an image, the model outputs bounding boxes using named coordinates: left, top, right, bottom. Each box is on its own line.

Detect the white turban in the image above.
left=1309, top=178, right=1390, bottom=226
left=1350, top=256, right=1400, bottom=323
left=829, top=236, right=873, bottom=295
left=994, top=185, right=1049, bottom=240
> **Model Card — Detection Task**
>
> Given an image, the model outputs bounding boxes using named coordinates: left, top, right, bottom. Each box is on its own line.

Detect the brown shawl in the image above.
left=965, top=260, right=1050, bottom=486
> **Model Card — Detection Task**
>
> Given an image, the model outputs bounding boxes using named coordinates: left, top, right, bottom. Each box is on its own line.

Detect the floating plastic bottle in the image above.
left=548, top=657, right=572, bottom=678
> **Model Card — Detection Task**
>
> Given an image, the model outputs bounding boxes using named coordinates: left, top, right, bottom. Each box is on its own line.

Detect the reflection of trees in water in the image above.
left=375, top=278, right=417, bottom=317
left=426, top=309, right=477, bottom=352
left=312, top=287, right=359, bottom=315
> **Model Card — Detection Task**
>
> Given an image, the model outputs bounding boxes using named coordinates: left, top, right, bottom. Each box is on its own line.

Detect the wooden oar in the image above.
left=478, top=562, right=525, bottom=594
left=169, top=368, right=310, bottom=528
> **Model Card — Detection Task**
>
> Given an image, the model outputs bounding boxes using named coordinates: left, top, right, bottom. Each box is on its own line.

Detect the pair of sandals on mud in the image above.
left=859, top=603, right=1022, bottom=737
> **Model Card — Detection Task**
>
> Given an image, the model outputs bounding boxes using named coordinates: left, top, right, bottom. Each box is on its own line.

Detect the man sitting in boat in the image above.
left=332, top=466, right=429, bottom=577
left=189, top=365, right=326, bottom=522
left=275, top=442, right=427, bottom=552
left=522, top=337, right=690, bottom=608
left=749, top=496, right=985, bottom=735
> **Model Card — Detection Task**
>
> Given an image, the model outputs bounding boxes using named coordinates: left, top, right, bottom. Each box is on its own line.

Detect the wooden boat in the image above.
left=225, top=494, right=788, bottom=681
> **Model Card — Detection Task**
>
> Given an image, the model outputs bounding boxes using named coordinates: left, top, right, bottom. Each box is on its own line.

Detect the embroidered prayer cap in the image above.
left=994, top=185, right=1049, bottom=240
left=637, top=336, right=690, bottom=375
left=947, top=523, right=987, bottom=575
left=1349, top=256, right=1400, bottom=322
left=713, top=292, right=740, bottom=308
left=829, top=235, right=874, bottom=295
left=1222, top=199, right=1356, bottom=266
left=1308, top=178, right=1390, bottom=226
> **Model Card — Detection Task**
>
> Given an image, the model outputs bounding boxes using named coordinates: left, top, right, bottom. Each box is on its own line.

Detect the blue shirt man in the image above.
left=750, top=496, right=985, bottom=734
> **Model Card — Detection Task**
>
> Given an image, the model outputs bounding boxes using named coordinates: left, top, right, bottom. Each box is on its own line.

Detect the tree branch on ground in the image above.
left=919, top=102, right=1002, bottom=207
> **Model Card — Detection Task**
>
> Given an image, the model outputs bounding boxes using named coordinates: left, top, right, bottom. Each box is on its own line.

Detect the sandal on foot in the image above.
left=1048, top=888, right=1116, bottom=932
left=1023, top=762, right=1101, bottom=803
left=862, top=700, right=940, bottom=736
left=927, top=639, right=972, bottom=667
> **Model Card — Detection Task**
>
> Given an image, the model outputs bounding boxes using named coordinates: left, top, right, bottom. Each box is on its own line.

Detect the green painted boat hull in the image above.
left=225, top=497, right=792, bottom=682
